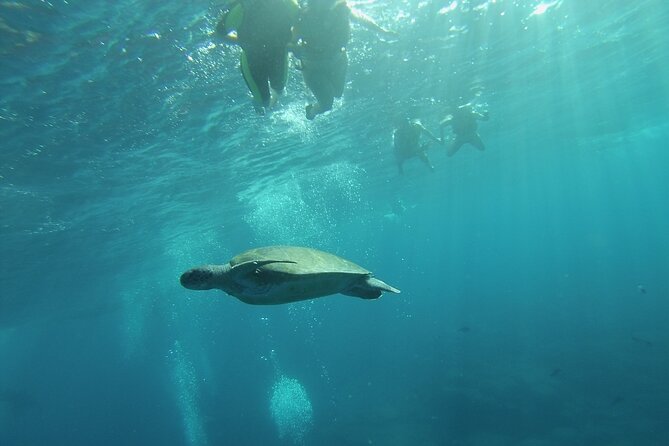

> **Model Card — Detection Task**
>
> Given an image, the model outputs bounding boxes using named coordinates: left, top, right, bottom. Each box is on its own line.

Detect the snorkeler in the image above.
left=292, top=0, right=395, bottom=120
left=439, top=104, right=489, bottom=157
left=215, top=0, right=299, bottom=114
left=393, top=118, right=441, bottom=174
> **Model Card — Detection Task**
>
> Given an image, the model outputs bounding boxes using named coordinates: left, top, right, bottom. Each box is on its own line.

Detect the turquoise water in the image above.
left=1, top=0, right=668, bottom=444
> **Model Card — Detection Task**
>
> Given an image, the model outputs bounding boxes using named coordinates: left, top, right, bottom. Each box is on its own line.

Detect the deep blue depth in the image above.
left=1, top=1, right=668, bottom=445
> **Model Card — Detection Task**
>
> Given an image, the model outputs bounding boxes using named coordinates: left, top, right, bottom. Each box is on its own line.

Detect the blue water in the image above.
left=2, top=0, right=668, bottom=445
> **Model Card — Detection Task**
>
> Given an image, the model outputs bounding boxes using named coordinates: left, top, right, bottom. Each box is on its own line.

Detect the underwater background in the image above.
left=1, top=0, right=668, bottom=445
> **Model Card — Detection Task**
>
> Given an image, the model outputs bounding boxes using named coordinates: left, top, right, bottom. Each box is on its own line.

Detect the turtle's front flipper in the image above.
left=231, top=259, right=296, bottom=275
left=231, top=260, right=297, bottom=296
left=342, top=276, right=400, bottom=299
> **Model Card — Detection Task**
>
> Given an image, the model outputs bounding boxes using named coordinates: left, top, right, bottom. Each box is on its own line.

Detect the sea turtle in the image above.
left=180, top=245, right=400, bottom=305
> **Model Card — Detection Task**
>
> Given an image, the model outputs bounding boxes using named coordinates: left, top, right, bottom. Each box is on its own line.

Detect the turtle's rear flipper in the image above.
left=342, top=287, right=382, bottom=299
left=342, top=277, right=400, bottom=299
left=367, top=277, right=400, bottom=294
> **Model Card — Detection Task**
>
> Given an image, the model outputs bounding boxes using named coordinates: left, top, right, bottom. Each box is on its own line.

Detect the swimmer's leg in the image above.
left=303, top=53, right=346, bottom=119
left=332, top=51, right=348, bottom=99
left=448, top=139, right=464, bottom=157
left=470, top=134, right=486, bottom=151
left=303, top=66, right=334, bottom=120
left=241, top=51, right=271, bottom=109
left=419, top=151, right=435, bottom=172
left=268, top=48, right=289, bottom=107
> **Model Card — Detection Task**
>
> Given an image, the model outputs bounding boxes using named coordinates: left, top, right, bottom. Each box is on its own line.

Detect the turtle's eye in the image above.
left=180, top=268, right=213, bottom=290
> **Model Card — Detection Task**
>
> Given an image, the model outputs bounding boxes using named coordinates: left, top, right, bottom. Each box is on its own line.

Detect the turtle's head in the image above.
left=180, top=264, right=230, bottom=291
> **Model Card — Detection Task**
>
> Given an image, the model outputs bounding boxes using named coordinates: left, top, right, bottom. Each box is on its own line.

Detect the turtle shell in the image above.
left=230, top=246, right=370, bottom=276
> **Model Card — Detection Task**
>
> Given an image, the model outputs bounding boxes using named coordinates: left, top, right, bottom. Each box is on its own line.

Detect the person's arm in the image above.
left=474, top=110, right=489, bottom=121
left=439, top=116, right=453, bottom=126
left=439, top=116, right=452, bottom=141
left=350, top=8, right=397, bottom=36
left=419, top=124, right=442, bottom=144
